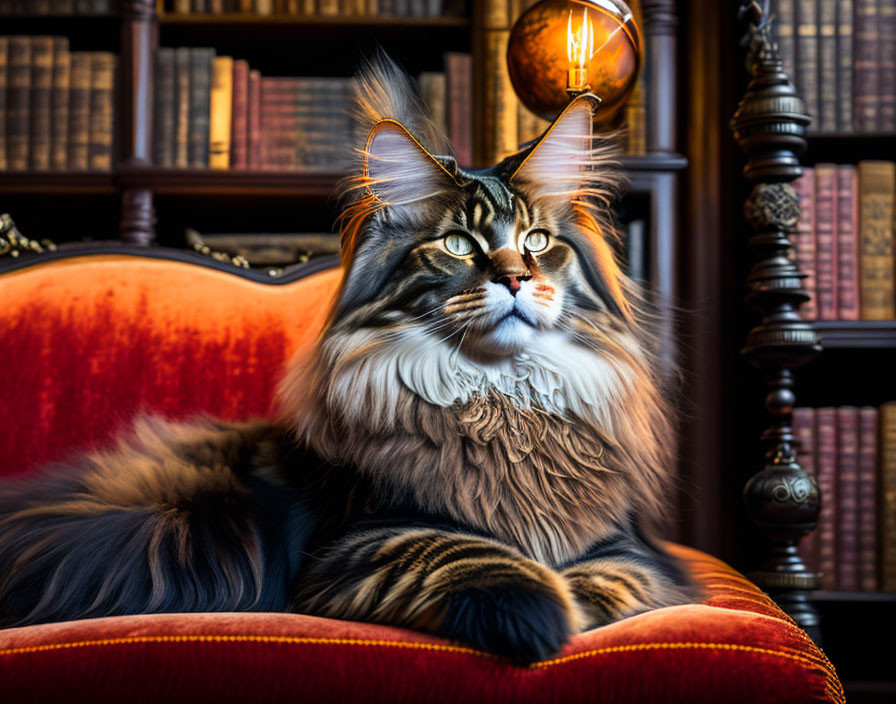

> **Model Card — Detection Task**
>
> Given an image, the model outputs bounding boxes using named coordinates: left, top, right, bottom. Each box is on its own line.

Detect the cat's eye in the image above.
left=523, top=230, right=550, bottom=253
left=443, top=233, right=475, bottom=257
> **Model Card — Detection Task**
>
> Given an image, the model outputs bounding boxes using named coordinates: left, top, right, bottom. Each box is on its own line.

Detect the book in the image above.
left=835, top=0, right=853, bottom=132
left=445, top=53, right=472, bottom=167
left=418, top=71, right=447, bottom=137
left=772, top=0, right=796, bottom=86
left=7, top=36, right=32, bottom=171
left=174, top=47, right=191, bottom=168
left=815, top=407, right=838, bottom=591
left=209, top=56, right=234, bottom=169
left=480, top=32, right=517, bottom=166
left=836, top=407, right=859, bottom=591
left=816, top=0, right=836, bottom=132
left=854, top=0, right=879, bottom=132
left=792, top=170, right=818, bottom=320
left=67, top=51, right=91, bottom=170
left=882, top=402, right=896, bottom=592
left=231, top=59, right=249, bottom=169
left=793, top=408, right=819, bottom=575
left=188, top=48, right=214, bottom=167
left=88, top=52, right=116, bottom=171
left=152, top=48, right=176, bottom=167
left=835, top=165, right=859, bottom=320
left=247, top=68, right=260, bottom=169
left=0, top=37, right=8, bottom=171
left=857, top=161, right=896, bottom=320
left=814, top=164, right=838, bottom=320
left=857, top=407, right=878, bottom=591
left=880, top=0, right=896, bottom=132
left=795, top=0, right=818, bottom=130
left=29, top=36, right=54, bottom=171
left=50, top=36, right=70, bottom=171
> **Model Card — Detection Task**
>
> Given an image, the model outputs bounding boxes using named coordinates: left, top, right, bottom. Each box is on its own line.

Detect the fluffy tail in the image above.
left=0, top=417, right=314, bottom=627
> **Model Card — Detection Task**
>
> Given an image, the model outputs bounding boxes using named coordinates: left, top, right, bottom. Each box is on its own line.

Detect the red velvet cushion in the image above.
left=0, top=253, right=844, bottom=703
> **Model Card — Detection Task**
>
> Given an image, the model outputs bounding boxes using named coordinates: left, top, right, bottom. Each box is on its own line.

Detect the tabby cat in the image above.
left=0, top=57, right=697, bottom=662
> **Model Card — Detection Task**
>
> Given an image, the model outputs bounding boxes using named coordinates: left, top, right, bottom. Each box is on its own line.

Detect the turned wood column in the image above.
left=641, top=0, right=677, bottom=155
left=119, top=0, right=157, bottom=245
left=730, top=0, right=823, bottom=642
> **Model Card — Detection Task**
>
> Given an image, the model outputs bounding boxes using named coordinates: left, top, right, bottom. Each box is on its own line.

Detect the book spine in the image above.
left=174, top=47, right=190, bottom=168
left=816, top=407, right=838, bottom=591
left=792, top=170, right=818, bottom=319
left=174, top=0, right=191, bottom=11
left=230, top=59, right=249, bottom=168
left=255, top=0, right=273, bottom=12
left=880, top=0, right=896, bottom=131
left=835, top=165, right=859, bottom=320
left=446, top=52, right=473, bottom=167
left=835, top=0, right=853, bottom=131
left=857, top=407, right=879, bottom=591
left=208, top=55, right=233, bottom=169
left=247, top=68, right=261, bottom=169
left=773, top=0, right=797, bottom=84
left=188, top=48, right=213, bottom=167
left=836, top=407, right=860, bottom=591
left=50, top=36, right=70, bottom=171
left=0, top=37, right=8, bottom=171
left=795, top=0, right=819, bottom=131
left=858, top=161, right=896, bottom=320
left=814, top=164, right=838, bottom=320
left=882, top=402, right=896, bottom=592
left=29, top=36, right=53, bottom=171
left=152, top=48, right=176, bottom=167
left=67, top=52, right=90, bottom=170
left=88, top=52, right=116, bottom=171
left=316, top=0, right=338, bottom=15
left=793, top=407, right=820, bottom=575
left=418, top=71, right=447, bottom=137
left=7, top=37, right=31, bottom=171
left=854, top=0, right=879, bottom=132
left=816, top=0, right=836, bottom=132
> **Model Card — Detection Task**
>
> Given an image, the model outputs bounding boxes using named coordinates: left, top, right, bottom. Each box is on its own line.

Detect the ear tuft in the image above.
left=363, top=119, right=455, bottom=206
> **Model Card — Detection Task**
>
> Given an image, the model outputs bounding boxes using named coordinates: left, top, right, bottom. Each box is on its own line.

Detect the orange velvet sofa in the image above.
left=0, top=247, right=843, bottom=704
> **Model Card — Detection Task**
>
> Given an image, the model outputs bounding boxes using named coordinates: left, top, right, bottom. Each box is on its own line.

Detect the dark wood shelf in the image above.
left=158, top=13, right=471, bottom=28
left=808, top=132, right=896, bottom=140
left=813, top=321, right=896, bottom=349
left=809, top=590, right=896, bottom=604
left=117, top=167, right=342, bottom=197
left=0, top=172, right=116, bottom=195
left=622, top=153, right=688, bottom=172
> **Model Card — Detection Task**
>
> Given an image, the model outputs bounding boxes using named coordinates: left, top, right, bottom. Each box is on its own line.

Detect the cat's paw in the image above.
left=441, top=582, right=579, bottom=663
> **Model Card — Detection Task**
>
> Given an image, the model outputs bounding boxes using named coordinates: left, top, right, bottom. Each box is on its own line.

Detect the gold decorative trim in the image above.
left=0, top=214, right=58, bottom=258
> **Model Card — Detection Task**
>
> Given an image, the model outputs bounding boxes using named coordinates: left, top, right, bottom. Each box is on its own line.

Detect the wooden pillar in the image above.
left=730, top=0, right=823, bottom=642
left=120, top=0, right=157, bottom=245
left=642, top=0, right=677, bottom=155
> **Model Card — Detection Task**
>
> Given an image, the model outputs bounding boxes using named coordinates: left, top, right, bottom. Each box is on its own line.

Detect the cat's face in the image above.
left=333, top=95, right=629, bottom=363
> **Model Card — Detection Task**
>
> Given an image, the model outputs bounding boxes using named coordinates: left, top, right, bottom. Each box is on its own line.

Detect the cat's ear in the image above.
left=510, top=94, right=605, bottom=198
left=363, top=119, right=456, bottom=206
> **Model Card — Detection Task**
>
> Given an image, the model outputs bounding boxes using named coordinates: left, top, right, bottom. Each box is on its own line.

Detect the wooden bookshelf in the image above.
left=813, top=321, right=896, bottom=349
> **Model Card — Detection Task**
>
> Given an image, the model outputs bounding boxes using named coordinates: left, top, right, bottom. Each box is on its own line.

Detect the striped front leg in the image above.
left=562, top=534, right=698, bottom=630
left=292, top=526, right=582, bottom=662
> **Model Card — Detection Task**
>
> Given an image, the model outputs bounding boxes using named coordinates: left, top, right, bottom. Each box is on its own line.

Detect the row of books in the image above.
left=0, top=36, right=117, bottom=172
left=770, top=0, right=896, bottom=134
left=794, top=404, right=896, bottom=592
left=791, top=162, right=896, bottom=321
left=0, top=1, right=112, bottom=13
left=152, top=47, right=472, bottom=171
left=159, top=0, right=466, bottom=16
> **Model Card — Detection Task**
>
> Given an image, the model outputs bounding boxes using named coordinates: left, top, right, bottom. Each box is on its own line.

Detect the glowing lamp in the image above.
left=507, top=0, right=642, bottom=123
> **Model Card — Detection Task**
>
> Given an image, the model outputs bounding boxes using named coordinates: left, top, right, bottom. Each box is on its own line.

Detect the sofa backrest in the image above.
left=0, top=249, right=341, bottom=477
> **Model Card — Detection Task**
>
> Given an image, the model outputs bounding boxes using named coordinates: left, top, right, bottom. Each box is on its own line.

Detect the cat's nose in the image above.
left=494, top=273, right=532, bottom=296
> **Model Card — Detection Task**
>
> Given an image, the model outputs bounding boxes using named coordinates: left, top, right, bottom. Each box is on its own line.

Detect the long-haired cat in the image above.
left=0, top=57, right=697, bottom=662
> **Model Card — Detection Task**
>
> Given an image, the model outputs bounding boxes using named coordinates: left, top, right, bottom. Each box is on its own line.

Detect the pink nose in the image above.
left=495, top=274, right=531, bottom=296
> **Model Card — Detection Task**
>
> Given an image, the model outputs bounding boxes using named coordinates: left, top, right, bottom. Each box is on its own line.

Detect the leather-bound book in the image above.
left=188, top=48, right=214, bottom=167
left=88, top=52, right=116, bottom=171
left=817, top=0, right=836, bottom=132
left=208, top=55, right=233, bottom=169
left=446, top=52, right=473, bottom=168
left=7, top=36, right=31, bottom=171
left=880, top=0, right=896, bottom=131
left=836, top=165, right=859, bottom=320
left=772, top=0, right=796, bottom=83
left=795, top=0, right=818, bottom=131
left=858, top=161, right=896, bottom=320
left=835, top=0, right=853, bottom=132
left=66, top=51, right=90, bottom=170
left=793, top=407, right=819, bottom=575
left=152, top=48, right=176, bottom=167
left=882, top=402, right=896, bottom=592
left=816, top=407, right=838, bottom=591
left=247, top=69, right=260, bottom=169
left=836, top=407, right=860, bottom=591
left=50, top=36, right=70, bottom=171
left=230, top=59, right=249, bottom=169
left=255, top=0, right=274, bottom=13
left=854, top=0, right=879, bottom=132
left=174, top=47, right=190, bottom=168
left=813, top=164, right=838, bottom=320
left=174, top=0, right=191, bottom=12
left=0, top=37, right=8, bottom=171
left=418, top=71, right=447, bottom=135
left=29, top=36, right=54, bottom=171
left=857, top=407, right=879, bottom=592
left=238, top=0, right=253, bottom=12
left=792, top=170, right=818, bottom=320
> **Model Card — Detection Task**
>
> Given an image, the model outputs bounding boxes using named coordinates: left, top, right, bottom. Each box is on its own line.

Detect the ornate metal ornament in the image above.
left=0, top=215, right=58, bottom=259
